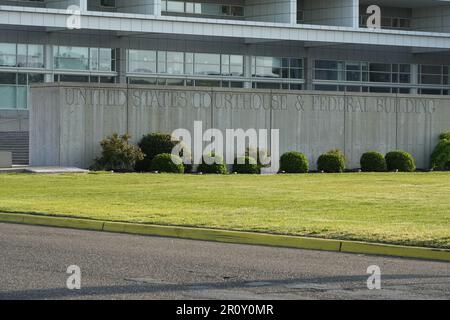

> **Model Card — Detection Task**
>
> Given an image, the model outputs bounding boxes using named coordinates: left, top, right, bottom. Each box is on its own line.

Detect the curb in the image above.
left=1, top=212, right=449, bottom=262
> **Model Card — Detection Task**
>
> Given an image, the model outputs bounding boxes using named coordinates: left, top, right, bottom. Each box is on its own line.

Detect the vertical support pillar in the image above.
left=44, top=45, right=54, bottom=83
left=290, top=0, right=297, bottom=25
left=117, top=48, right=128, bottom=84
left=154, top=0, right=162, bottom=16
left=244, top=55, right=252, bottom=89
left=80, top=0, right=87, bottom=11
left=304, top=53, right=314, bottom=91
left=411, top=64, right=419, bottom=95
left=352, top=0, right=360, bottom=28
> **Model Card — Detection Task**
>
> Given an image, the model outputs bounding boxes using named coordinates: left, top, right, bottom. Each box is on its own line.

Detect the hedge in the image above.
left=135, top=133, right=190, bottom=172
left=279, top=152, right=309, bottom=173
left=431, top=135, right=450, bottom=171
left=197, top=154, right=228, bottom=174
left=150, top=153, right=185, bottom=173
left=360, top=151, right=387, bottom=172
left=233, top=156, right=260, bottom=174
left=385, top=150, right=416, bottom=172
left=317, top=150, right=346, bottom=173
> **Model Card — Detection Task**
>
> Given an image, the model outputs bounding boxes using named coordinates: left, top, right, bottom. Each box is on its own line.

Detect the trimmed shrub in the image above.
left=360, top=151, right=387, bottom=172
left=317, top=150, right=346, bottom=173
left=385, top=150, right=416, bottom=172
left=431, top=139, right=450, bottom=171
left=150, top=153, right=184, bottom=173
left=439, top=131, right=450, bottom=141
left=91, top=133, right=144, bottom=172
left=135, top=133, right=191, bottom=172
left=233, top=156, right=260, bottom=174
left=245, top=147, right=271, bottom=168
left=279, top=151, right=309, bottom=173
left=197, top=154, right=228, bottom=174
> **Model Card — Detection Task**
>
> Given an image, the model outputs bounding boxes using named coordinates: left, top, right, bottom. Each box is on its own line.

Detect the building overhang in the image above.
left=1, top=5, right=450, bottom=49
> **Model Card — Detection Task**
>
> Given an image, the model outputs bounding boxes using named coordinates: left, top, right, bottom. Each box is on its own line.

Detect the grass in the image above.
left=0, top=172, right=449, bottom=249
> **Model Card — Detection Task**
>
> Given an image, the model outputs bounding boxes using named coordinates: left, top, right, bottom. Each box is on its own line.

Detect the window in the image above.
left=185, top=53, right=194, bottom=75
left=253, top=56, right=281, bottom=78
left=0, top=43, right=44, bottom=69
left=54, top=46, right=114, bottom=71
left=26, top=45, right=44, bottom=68
left=314, top=60, right=412, bottom=85
left=221, top=55, right=243, bottom=76
left=369, top=63, right=392, bottom=83
left=100, top=0, right=115, bottom=7
left=162, top=1, right=244, bottom=17
left=314, top=60, right=344, bottom=81
left=0, top=43, right=17, bottom=67
left=360, top=15, right=411, bottom=30
left=128, top=50, right=157, bottom=73
left=90, top=48, right=114, bottom=71
left=194, top=53, right=221, bottom=75
left=0, top=72, right=44, bottom=109
left=419, top=65, right=448, bottom=85
left=252, top=57, right=303, bottom=79
left=166, top=52, right=184, bottom=74
left=54, top=46, right=89, bottom=70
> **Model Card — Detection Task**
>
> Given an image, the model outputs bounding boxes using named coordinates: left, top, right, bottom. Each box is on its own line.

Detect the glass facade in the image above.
left=0, top=72, right=44, bottom=109
left=419, top=65, right=448, bottom=85
left=2, top=41, right=450, bottom=109
left=360, top=14, right=411, bottom=30
left=54, top=46, right=115, bottom=71
left=313, top=59, right=448, bottom=94
left=315, top=60, right=410, bottom=84
left=126, top=49, right=303, bottom=89
left=162, top=1, right=244, bottom=18
left=0, top=43, right=44, bottom=68
left=128, top=50, right=244, bottom=77
left=252, top=57, right=303, bottom=79
left=128, top=50, right=156, bottom=73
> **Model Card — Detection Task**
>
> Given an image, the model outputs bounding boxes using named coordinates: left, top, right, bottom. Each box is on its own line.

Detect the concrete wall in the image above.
left=0, top=110, right=29, bottom=132
left=30, top=83, right=450, bottom=170
left=245, top=0, right=295, bottom=24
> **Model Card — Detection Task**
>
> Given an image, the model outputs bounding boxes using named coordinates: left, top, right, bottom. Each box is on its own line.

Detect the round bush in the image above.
left=439, top=131, right=450, bottom=141
left=279, top=152, right=309, bottom=173
left=150, top=153, right=184, bottom=173
left=317, top=153, right=346, bottom=173
left=233, top=156, right=260, bottom=174
left=385, top=151, right=416, bottom=172
left=431, top=139, right=450, bottom=171
left=360, top=151, right=387, bottom=172
left=135, top=133, right=190, bottom=172
left=197, top=154, right=228, bottom=174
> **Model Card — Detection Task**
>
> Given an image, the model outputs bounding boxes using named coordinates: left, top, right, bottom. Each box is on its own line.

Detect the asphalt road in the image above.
left=0, top=223, right=449, bottom=300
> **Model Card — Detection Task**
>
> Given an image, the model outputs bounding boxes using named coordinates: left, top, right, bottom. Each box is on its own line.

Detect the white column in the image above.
left=352, top=0, right=360, bottom=28
left=80, top=0, right=87, bottom=11
left=290, top=0, right=297, bottom=24
left=154, top=0, right=162, bottom=16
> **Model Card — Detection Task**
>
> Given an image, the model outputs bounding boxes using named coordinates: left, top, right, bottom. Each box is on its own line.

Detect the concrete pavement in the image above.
left=0, top=223, right=448, bottom=300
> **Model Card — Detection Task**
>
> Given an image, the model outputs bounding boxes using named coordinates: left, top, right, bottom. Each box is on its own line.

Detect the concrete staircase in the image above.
left=0, top=131, right=29, bottom=165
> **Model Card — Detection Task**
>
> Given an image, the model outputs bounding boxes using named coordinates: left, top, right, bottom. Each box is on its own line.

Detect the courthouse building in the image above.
left=0, top=0, right=450, bottom=168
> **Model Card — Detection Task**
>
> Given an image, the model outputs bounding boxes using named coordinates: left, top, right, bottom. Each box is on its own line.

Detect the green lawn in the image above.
left=0, top=172, right=449, bottom=248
